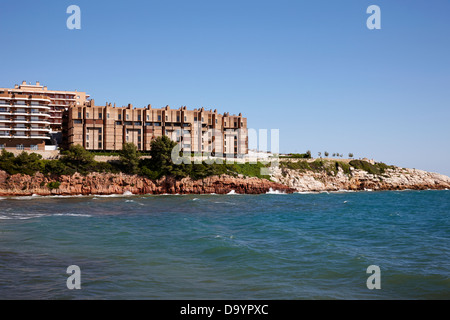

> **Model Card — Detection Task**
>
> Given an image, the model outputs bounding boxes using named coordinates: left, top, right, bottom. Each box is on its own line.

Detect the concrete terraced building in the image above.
left=0, top=92, right=52, bottom=151
left=64, top=100, right=248, bottom=156
left=0, top=81, right=90, bottom=133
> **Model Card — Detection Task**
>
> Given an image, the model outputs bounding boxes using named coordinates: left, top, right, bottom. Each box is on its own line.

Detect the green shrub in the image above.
left=47, top=181, right=61, bottom=190
left=349, top=160, right=393, bottom=175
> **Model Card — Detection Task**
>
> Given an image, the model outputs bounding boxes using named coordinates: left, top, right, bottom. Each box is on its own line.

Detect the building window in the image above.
left=30, top=145, right=38, bottom=150
left=86, top=134, right=89, bottom=140
left=138, top=115, right=141, bottom=121
left=98, top=135, right=102, bottom=141
left=78, top=112, right=82, bottom=118
left=107, top=113, right=110, bottom=119
left=98, top=142, right=102, bottom=149
left=0, top=144, right=5, bottom=149
left=74, top=120, right=82, bottom=124
left=99, top=112, right=102, bottom=119
left=126, top=114, right=129, bottom=120
left=118, top=114, right=122, bottom=120
left=157, top=115, right=161, bottom=121
left=86, top=112, right=89, bottom=118
left=86, top=142, right=89, bottom=148
left=147, top=115, right=149, bottom=121
left=16, top=144, right=24, bottom=150
left=126, top=136, right=129, bottom=141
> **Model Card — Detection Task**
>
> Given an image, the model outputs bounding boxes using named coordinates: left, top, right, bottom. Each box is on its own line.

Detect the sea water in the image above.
left=0, top=190, right=449, bottom=299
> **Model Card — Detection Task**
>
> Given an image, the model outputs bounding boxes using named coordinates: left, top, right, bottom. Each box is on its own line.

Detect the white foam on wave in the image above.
left=0, top=213, right=47, bottom=220
left=266, top=188, right=286, bottom=195
left=0, top=211, right=92, bottom=220
left=53, top=213, right=92, bottom=217
left=227, top=190, right=238, bottom=195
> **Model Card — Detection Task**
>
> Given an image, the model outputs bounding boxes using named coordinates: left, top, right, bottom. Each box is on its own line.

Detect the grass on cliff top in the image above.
left=280, top=158, right=394, bottom=176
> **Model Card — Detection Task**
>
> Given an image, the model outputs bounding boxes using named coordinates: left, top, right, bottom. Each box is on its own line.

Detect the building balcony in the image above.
left=0, top=134, right=51, bottom=140
left=13, top=104, right=50, bottom=110
left=11, top=127, right=50, bottom=132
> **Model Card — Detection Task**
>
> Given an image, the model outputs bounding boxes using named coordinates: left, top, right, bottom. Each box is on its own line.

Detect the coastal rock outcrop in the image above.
left=0, top=171, right=295, bottom=196
left=269, top=166, right=450, bottom=192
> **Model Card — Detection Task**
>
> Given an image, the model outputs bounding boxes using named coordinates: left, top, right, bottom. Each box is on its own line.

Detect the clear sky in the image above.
left=1, top=0, right=449, bottom=175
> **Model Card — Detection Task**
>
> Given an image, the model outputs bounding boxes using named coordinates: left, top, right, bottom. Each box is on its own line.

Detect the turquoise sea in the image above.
left=0, top=190, right=449, bottom=299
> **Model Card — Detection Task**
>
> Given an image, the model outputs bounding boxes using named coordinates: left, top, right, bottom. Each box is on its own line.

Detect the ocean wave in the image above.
left=295, top=191, right=318, bottom=194
left=227, top=190, right=238, bottom=195
left=0, top=213, right=47, bottom=220
left=0, top=211, right=93, bottom=220
left=266, top=188, right=287, bottom=195
left=52, top=213, right=92, bottom=217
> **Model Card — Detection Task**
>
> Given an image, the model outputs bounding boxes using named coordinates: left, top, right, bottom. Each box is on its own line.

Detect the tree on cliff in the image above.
left=61, top=144, right=95, bottom=173
left=142, top=136, right=187, bottom=178
left=120, top=143, right=140, bottom=174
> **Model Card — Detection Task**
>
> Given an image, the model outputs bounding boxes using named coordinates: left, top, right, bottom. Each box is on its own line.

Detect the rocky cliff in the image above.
left=1, top=162, right=449, bottom=197
left=269, top=165, right=450, bottom=192
left=0, top=171, right=294, bottom=196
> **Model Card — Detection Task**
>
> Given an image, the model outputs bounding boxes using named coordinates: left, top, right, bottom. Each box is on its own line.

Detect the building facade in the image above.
left=0, top=93, right=51, bottom=151
left=64, top=100, right=248, bottom=156
left=0, top=81, right=90, bottom=133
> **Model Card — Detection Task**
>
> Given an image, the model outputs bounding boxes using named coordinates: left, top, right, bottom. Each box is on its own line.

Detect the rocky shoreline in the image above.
left=0, top=171, right=294, bottom=196
left=1, top=163, right=450, bottom=197
left=269, top=165, right=450, bottom=192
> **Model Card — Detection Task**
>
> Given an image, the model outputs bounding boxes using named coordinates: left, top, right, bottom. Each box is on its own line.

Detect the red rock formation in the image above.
left=0, top=171, right=295, bottom=197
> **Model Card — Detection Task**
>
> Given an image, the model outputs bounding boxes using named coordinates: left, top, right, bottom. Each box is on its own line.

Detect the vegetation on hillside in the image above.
left=280, top=158, right=394, bottom=176
left=0, top=138, right=394, bottom=181
left=0, top=137, right=271, bottom=180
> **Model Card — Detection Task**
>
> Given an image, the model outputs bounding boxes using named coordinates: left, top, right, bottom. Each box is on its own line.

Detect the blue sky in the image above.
left=1, top=0, right=449, bottom=175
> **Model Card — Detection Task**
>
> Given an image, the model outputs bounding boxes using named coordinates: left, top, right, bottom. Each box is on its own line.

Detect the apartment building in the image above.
left=64, top=100, right=248, bottom=156
left=0, top=81, right=90, bottom=133
left=0, top=93, right=51, bottom=151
